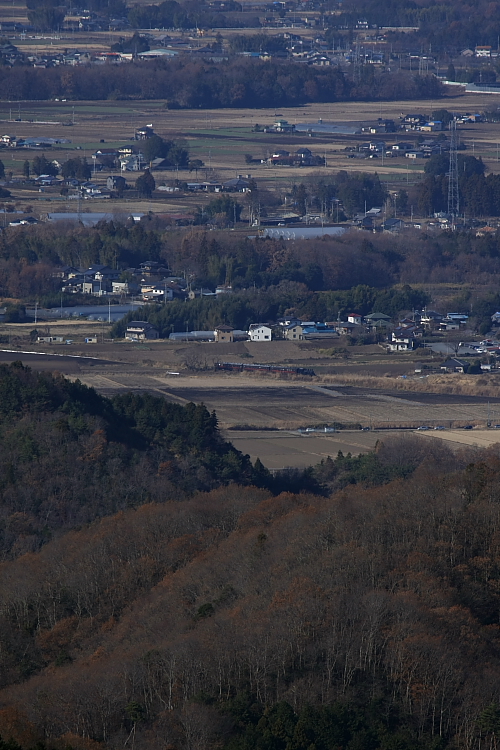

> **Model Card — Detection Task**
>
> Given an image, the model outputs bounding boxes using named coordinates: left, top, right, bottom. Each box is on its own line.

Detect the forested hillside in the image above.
left=8, top=216, right=500, bottom=333
left=1, top=426, right=500, bottom=750
left=0, top=362, right=262, bottom=559
left=0, top=363, right=429, bottom=563
left=8, top=218, right=500, bottom=303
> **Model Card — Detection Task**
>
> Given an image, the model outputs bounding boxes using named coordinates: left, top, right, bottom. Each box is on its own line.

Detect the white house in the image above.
left=347, top=313, right=362, bottom=325
left=405, top=151, right=426, bottom=159
left=141, top=285, right=174, bottom=302
left=249, top=324, right=273, bottom=342
left=272, top=120, right=295, bottom=133
left=37, top=335, right=63, bottom=344
left=120, top=154, right=144, bottom=172
left=112, top=281, right=138, bottom=295
left=388, top=326, right=418, bottom=352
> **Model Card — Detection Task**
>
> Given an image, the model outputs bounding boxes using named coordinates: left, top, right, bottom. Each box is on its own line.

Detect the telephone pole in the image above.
left=447, top=119, right=459, bottom=221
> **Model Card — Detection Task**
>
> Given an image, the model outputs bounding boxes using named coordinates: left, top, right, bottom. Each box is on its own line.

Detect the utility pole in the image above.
left=447, top=119, right=459, bottom=222
left=353, top=38, right=361, bottom=82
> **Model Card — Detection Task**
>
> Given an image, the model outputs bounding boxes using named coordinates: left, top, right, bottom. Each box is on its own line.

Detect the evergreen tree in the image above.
left=27, top=5, right=65, bottom=29
left=62, top=157, right=91, bottom=181
left=205, top=195, right=242, bottom=224
left=142, top=134, right=167, bottom=163
left=135, top=169, right=155, bottom=198
left=32, top=154, right=57, bottom=177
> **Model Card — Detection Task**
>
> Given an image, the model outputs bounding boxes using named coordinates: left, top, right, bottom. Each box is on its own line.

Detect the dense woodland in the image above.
left=327, top=0, right=500, bottom=53
left=0, top=362, right=269, bottom=561
left=2, top=364, right=500, bottom=749
left=414, top=155, right=500, bottom=218
left=0, top=59, right=442, bottom=105
left=6, top=218, right=500, bottom=314
left=0, top=363, right=416, bottom=563
left=125, top=0, right=246, bottom=31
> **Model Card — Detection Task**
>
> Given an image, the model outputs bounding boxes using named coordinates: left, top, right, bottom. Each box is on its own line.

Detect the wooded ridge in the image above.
left=0, top=364, right=500, bottom=750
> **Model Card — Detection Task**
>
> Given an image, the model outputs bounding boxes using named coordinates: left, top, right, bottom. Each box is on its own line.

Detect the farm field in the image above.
left=417, top=429, right=500, bottom=450
left=2, top=92, right=500, bottom=219
left=1, top=332, right=500, bottom=466
left=227, top=429, right=381, bottom=469
left=1, top=346, right=498, bottom=430
left=230, top=428, right=500, bottom=468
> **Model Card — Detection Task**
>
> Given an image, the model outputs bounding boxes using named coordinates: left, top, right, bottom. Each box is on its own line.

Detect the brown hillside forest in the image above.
left=2, top=363, right=500, bottom=750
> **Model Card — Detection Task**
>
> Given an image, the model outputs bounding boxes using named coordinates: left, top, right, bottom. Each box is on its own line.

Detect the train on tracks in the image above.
left=215, top=361, right=316, bottom=377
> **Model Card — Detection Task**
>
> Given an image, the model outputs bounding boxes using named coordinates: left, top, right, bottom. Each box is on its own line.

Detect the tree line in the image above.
left=290, top=171, right=387, bottom=218
left=126, top=0, right=240, bottom=31
left=0, top=58, right=443, bottom=106
left=7, top=217, right=500, bottom=304
left=112, top=283, right=429, bottom=337
left=327, top=0, right=500, bottom=54
left=0, top=361, right=424, bottom=565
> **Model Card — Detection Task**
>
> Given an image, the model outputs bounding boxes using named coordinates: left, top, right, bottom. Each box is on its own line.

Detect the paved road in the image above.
left=425, top=343, right=483, bottom=356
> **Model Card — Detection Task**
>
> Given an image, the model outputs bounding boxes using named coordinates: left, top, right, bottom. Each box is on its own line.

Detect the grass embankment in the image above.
left=320, top=371, right=500, bottom=397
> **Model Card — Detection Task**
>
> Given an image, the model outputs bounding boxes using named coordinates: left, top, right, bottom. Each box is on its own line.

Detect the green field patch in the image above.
left=384, top=163, right=425, bottom=172
left=186, top=127, right=256, bottom=138
left=0, top=104, right=144, bottom=117
left=0, top=159, right=18, bottom=169
left=68, top=105, right=139, bottom=115
left=187, top=138, right=241, bottom=152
